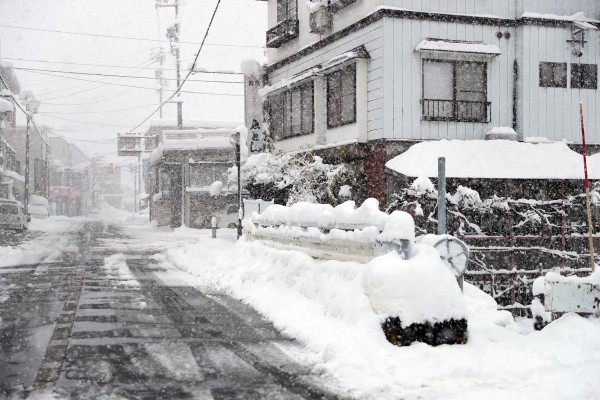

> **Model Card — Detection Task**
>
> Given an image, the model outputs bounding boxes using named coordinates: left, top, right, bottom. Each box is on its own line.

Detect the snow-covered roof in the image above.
left=522, top=11, right=600, bottom=24
left=416, top=39, right=501, bottom=56
left=260, top=46, right=370, bottom=98
left=149, top=129, right=234, bottom=165
left=386, top=140, right=600, bottom=180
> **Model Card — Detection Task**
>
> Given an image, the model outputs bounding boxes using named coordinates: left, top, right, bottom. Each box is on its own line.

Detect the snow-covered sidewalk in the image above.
left=152, top=230, right=600, bottom=400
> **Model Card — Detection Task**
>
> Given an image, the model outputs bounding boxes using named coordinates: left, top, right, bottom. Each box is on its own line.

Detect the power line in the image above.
left=23, top=69, right=242, bottom=97
left=130, top=0, right=225, bottom=132
left=39, top=104, right=160, bottom=115
left=33, top=60, right=158, bottom=102
left=0, top=23, right=264, bottom=48
left=37, top=113, right=138, bottom=128
left=13, top=66, right=243, bottom=84
left=3, top=57, right=243, bottom=75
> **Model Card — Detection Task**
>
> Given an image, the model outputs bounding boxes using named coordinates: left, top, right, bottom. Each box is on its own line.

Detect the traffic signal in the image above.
left=108, top=162, right=114, bottom=174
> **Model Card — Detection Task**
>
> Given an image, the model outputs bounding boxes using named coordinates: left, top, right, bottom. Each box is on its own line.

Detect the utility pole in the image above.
left=157, top=0, right=183, bottom=129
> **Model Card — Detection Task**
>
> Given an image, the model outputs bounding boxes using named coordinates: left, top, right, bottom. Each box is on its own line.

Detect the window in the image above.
left=422, top=60, right=490, bottom=123
left=160, top=169, right=170, bottom=200
left=539, top=62, right=567, bottom=88
left=269, top=82, right=314, bottom=140
left=571, top=63, right=597, bottom=89
left=190, top=163, right=229, bottom=188
left=277, top=0, right=296, bottom=22
left=327, top=64, right=356, bottom=128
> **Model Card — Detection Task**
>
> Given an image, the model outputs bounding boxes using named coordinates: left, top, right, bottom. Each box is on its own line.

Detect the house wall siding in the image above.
left=518, top=25, right=600, bottom=143
left=380, top=17, right=517, bottom=141
left=268, top=19, right=385, bottom=147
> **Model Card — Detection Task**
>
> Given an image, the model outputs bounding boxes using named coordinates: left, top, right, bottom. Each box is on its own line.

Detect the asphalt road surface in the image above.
left=0, top=222, right=339, bottom=400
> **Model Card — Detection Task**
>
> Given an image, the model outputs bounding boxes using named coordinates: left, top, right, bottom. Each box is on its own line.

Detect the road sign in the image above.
left=433, top=236, right=469, bottom=278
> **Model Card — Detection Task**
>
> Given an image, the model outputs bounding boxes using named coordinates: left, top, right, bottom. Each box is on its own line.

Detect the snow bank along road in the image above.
left=0, top=220, right=337, bottom=399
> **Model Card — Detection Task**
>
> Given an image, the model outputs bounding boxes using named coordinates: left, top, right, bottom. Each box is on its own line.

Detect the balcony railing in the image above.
left=266, top=18, right=299, bottom=48
left=421, top=99, right=491, bottom=123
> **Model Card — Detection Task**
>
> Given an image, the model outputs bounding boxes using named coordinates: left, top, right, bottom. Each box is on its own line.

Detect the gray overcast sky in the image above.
left=0, top=0, right=267, bottom=161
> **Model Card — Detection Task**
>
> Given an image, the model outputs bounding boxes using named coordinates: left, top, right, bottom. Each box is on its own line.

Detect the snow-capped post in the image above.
left=211, top=216, right=217, bottom=239
left=580, top=101, right=595, bottom=272
left=240, top=59, right=265, bottom=154
left=437, top=157, right=446, bottom=235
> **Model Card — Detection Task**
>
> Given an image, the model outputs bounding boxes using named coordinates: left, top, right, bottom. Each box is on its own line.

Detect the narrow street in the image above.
left=0, top=221, right=337, bottom=399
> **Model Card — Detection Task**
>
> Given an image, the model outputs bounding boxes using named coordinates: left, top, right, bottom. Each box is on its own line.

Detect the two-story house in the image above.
left=257, top=0, right=600, bottom=207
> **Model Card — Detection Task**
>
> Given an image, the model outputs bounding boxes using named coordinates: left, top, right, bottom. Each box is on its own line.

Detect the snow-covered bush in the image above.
left=233, top=152, right=362, bottom=206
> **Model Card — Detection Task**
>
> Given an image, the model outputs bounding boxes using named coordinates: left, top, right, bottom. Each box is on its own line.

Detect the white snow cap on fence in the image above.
left=252, top=199, right=415, bottom=242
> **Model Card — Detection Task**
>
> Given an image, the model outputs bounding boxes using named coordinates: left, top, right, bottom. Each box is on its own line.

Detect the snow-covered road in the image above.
left=2, top=212, right=600, bottom=400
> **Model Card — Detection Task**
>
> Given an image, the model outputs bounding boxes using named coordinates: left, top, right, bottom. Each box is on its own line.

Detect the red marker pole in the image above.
left=580, top=101, right=595, bottom=273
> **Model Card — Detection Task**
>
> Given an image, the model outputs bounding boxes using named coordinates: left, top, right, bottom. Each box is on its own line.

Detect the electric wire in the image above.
left=129, top=0, right=224, bottom=132
left=12, top=66, right=243, bottom=84
left=21, top=69, right=243, bottom=96
left=0, top=23, right=264, bottom=48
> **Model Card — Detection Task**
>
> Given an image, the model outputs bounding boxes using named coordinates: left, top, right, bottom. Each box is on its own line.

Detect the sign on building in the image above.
left=117, top=134, right=143, bottom=156
left=243, top=63, right=265, bottom=154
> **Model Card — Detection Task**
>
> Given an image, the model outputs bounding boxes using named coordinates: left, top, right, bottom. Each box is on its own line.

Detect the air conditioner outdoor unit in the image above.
left=309, top=4, right=332, bottom=34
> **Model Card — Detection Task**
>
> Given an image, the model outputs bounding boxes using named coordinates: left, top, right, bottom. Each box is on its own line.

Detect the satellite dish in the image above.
left=433, top=236, right=469, bottom=278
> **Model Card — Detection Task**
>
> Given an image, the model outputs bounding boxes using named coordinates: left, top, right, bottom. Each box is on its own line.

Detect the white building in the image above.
left=257, top=0, right=600, bottom=205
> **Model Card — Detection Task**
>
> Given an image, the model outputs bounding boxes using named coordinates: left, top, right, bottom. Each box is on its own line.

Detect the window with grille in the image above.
left=422, top=60, right=490, bottom=123
left=571, top=63, right=597, bottom=89
left=327, top=64, right=356, bottom=128
left=269, top=82, right=314, bottom=140
left=539, top=62, right=568, bottom=88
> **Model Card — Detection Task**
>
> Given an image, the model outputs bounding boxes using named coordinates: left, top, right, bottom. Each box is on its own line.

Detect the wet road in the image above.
left=0, top=222, right=338, bottom=399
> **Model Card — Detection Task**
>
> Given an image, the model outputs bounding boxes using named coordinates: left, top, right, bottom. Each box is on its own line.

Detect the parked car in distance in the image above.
left=28, top=195, right=49, bottom=219
left=0, top=199, right=28, bottom=232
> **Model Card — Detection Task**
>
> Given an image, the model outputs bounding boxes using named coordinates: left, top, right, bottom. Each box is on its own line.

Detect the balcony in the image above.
left=266, top=19, right=299, bottom=48
left=421, top=99, right=491, bottom=123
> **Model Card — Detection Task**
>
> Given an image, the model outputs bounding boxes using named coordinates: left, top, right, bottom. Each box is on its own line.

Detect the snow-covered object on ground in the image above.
left=363, top=244, right=467, bottom=326
left=387, top=139, right=600, bottom=180
left=415, top=39, right=501, bottom=55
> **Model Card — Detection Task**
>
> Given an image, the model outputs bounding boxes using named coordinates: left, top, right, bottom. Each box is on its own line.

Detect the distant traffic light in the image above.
left=108, top=162, right=114, bottom=174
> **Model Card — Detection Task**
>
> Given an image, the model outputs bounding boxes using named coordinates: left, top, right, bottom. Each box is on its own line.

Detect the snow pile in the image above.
left=363, top=245, right=466, bottom=325
left=387, top=139, right=600, bottom=180
left=253, top=198, right=405, bottom=232
left=161, top=229, right=600, bottom=399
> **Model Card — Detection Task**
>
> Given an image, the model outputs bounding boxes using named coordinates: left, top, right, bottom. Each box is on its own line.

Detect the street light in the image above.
left=19, top=91, right=41, bottom=219
left=229, top=131, right=242, bottom=239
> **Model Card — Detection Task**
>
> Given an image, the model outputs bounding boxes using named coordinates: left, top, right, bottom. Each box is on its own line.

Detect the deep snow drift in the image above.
left=160, top=230, right=600, bottom=400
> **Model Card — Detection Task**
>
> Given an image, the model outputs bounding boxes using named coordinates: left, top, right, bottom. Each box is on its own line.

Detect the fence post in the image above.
left=211, top=216, right=217, bottom=239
